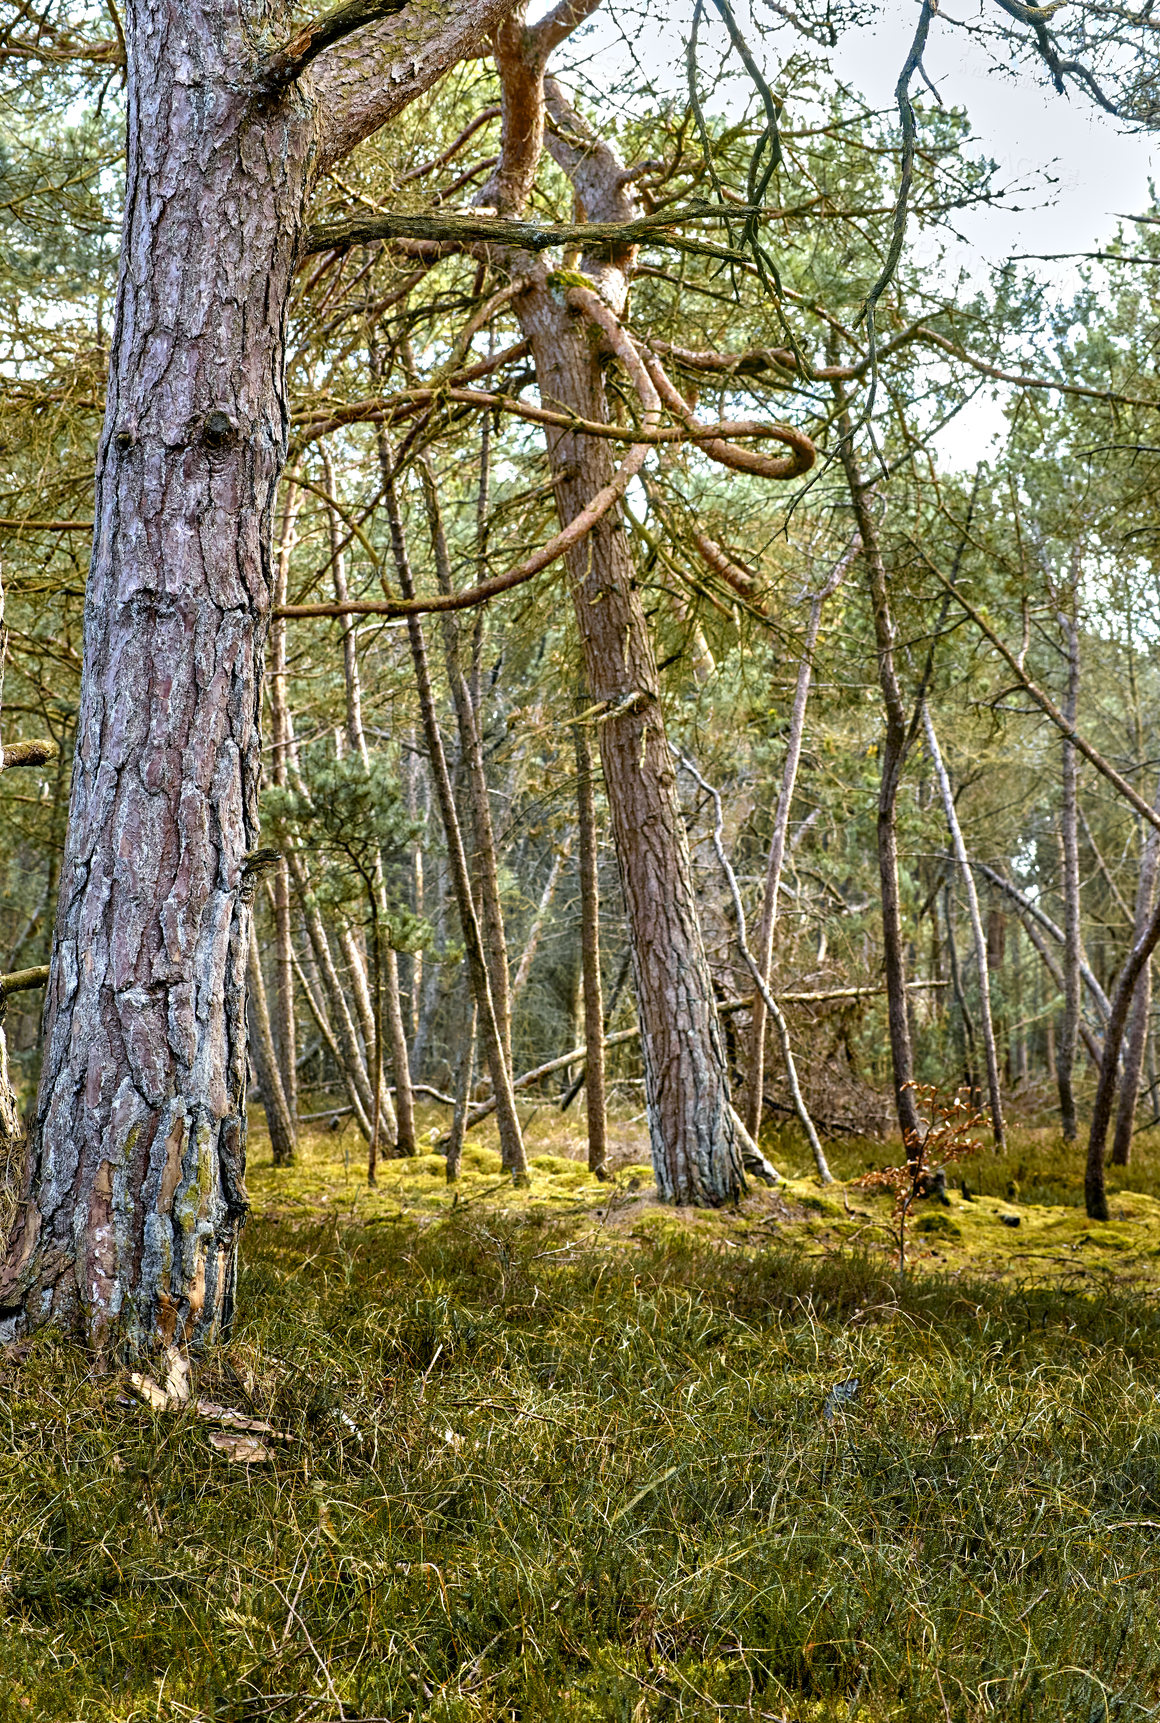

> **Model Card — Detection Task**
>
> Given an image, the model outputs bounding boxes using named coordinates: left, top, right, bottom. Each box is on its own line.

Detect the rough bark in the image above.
left=246, top=923, right=296, bottom=1166
left=1058, top=612, right=1082, bottom=1142
left=1111, top=783, right=1160, bottom=1165
left=573, top=709, right=607, bottom=1178
left=1, top=0, right=517, bottom=1351
left=496, top=78, right=751, bottom=1206
left=924, top=707, right=1004, bottom=1145
left=833, top=390, right=921, bottom=1142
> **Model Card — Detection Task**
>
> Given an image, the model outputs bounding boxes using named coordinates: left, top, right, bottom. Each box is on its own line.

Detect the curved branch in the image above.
left=276, top=435, right=650, bottom=621
left=298, top=382, right=801, bottom=446
left=643, top=349, right=816, bottom=479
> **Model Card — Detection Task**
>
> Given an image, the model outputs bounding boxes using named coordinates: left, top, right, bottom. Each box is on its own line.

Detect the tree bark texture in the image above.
left=0, top=5, right=316, bottom=1347
left=0, top=0, right=521, bottom=1353
left=503, top=83, right=747, bottom=1206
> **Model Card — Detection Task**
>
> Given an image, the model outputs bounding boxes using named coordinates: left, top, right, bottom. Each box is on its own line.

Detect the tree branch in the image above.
left=302, top=204, right=755, bottom=262
left=264, top=0, right=408, bottom=87
left=929, top=561, right=1160, bottom=836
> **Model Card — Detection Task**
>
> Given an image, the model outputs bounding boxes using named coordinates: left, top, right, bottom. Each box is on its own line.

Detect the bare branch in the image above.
left=302, top=204, right=754, bottom=262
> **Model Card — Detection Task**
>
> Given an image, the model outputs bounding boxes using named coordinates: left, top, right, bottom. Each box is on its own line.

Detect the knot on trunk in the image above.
left=202, top=411, right=239, bottom=451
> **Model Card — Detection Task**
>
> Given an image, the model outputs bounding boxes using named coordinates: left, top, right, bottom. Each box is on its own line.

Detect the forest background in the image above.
left=6, top=0, right=1160, bottom=1715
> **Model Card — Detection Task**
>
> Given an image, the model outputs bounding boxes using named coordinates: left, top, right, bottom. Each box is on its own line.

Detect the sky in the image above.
left=552, top=0, right=1159, bottom=470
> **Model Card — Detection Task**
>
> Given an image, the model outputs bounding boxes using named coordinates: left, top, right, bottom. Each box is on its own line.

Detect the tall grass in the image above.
left=3, top=1204, right=1160, bottom=1719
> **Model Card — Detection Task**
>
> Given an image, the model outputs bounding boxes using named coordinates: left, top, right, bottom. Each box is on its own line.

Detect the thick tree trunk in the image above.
left=1058, top=614, right=1082, bottom=1142
left=574, top=707, right=607, bottom=1178
left=834, top=396, right=921, bottom=1143
left=1111, top=786, right=1160, bottom=1166
left=517, top=290, right=746, bottom=1204
left=246, top=924, right=296, bottom=1167
left=0, top=0, right=521, bottom=1350
left=0, top=7, right=314, bottom=1347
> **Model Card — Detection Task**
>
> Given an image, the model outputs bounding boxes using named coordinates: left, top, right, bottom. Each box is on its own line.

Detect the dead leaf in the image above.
left=207, top=1430, right=274, bottom=1464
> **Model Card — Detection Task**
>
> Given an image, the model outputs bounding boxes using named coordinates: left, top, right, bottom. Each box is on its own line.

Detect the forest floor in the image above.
left=6, top=1109, right=1160, bottom=1720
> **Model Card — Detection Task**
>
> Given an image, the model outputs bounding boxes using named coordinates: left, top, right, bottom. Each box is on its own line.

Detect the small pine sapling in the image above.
left=854, top=1083, right=983, bottom=1273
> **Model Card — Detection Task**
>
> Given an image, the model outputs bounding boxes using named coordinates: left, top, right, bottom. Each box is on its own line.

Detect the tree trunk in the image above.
left=268, top=472, right=301, bottom=1130
left=380, top=461, right=528, bottom=1182
left=1086, top=889, right=1160, bottom=1219
left=384, top=945, right=417, bottom=1158
left=744, top=541, right=854, bottom=1137
left=1111, top=782, right=1160, bottom=1166
left=416, top=454, right=514, bottom=1067
left=834, top=391, right=921, bottom=1143
left=246, top=923, right=296, bottom=1167
left=1058, top=612, right=1082, bottom=1142
left=0, top=8, right=316, bottom=1347
left=0, top=0, right=521, bottom=1349
left=574, top=706, right=608, bottom=1178
left=924, top=706, right=1004, bottom=1145
left=516, top=294, right=746, bottom=1204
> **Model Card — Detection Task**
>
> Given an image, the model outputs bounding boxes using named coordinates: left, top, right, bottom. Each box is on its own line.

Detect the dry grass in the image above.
left=4, top=1115, right=1160, bottom=1718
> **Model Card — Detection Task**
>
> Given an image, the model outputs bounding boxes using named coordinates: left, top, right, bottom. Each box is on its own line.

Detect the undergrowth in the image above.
left=4, top=1165, right=1160, bottom=1720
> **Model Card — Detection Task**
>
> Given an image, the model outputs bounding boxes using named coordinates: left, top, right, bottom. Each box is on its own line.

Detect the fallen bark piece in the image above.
left=126, top=1373, right=291, bottom=1441
left=195, top=1399, right=290, bottom=1441
left=207, top=1430, right=275, bottom=1464
left=126, top=1372, right=171, bottom=1411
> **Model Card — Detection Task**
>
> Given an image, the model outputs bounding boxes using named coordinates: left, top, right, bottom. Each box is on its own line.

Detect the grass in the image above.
left=6, top=1117, right=1160, bottom=1718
